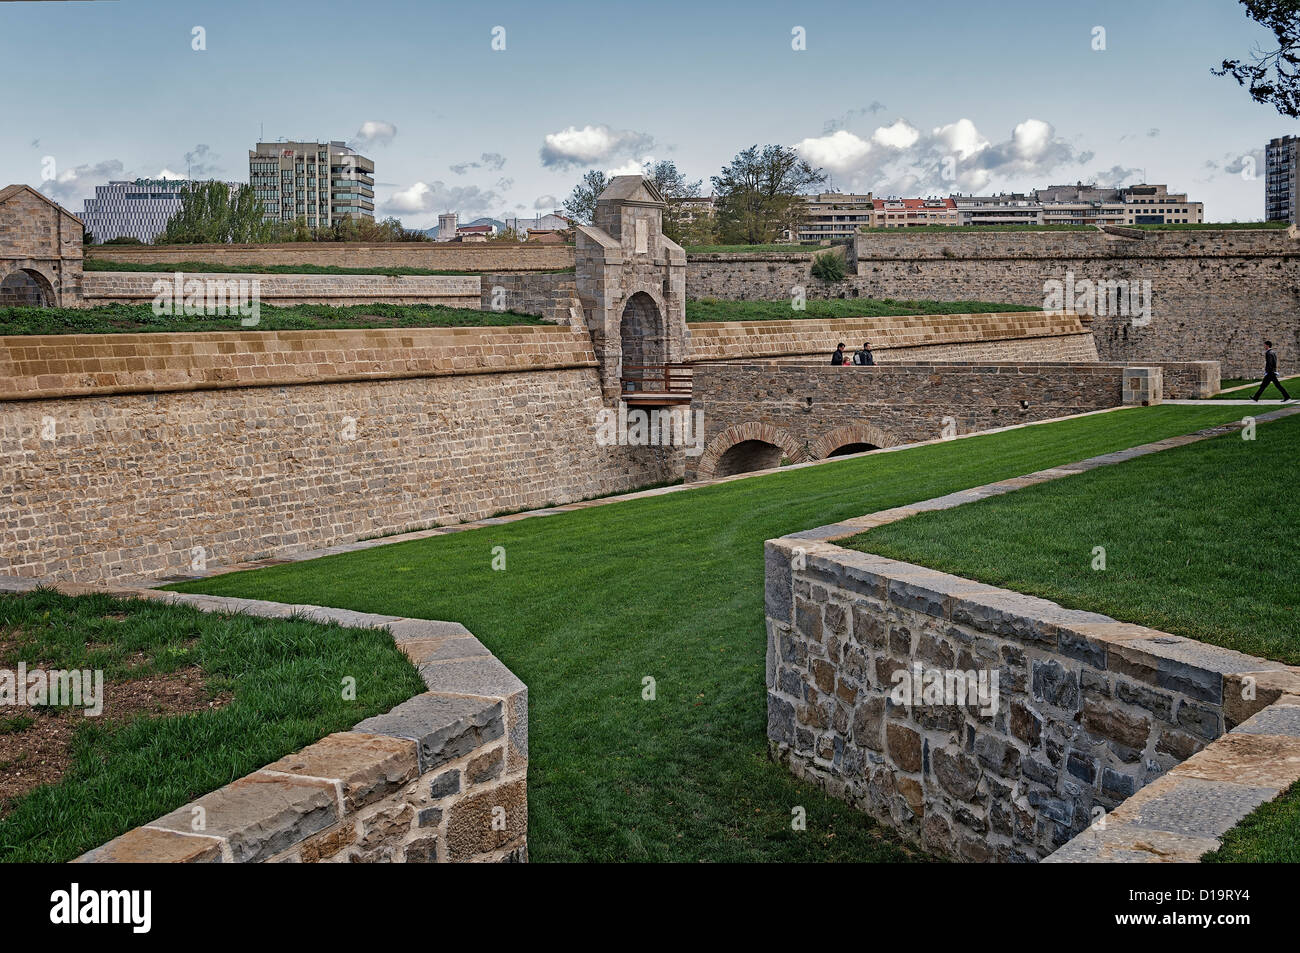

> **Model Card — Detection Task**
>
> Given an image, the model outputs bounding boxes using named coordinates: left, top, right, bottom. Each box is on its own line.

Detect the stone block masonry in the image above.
left=0, top=326, right=674, bottom=582
left=764, top=539, right=1300, bottom=862
left=82, top=271, right=480, bottom=309
left=687, top=230, right=1300, bottom=379
left=0, top=578, right=529, bottom=864
left=89, top=240, right=575, bottom=273
left=687, top=361, right=1203, bottom=480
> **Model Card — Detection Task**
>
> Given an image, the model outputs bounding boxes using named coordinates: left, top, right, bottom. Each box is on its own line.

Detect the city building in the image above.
left=1117, top=184, right=1202, bottom=225
left=796, top=192, right=874, bottom=242
left=953, top=193, right=1044, bottom=226
left=80, top=178, right=189, bottom=243
left=1266, top=135, right=1299, bottom=223
left=1032, top=183, right=1126, bottom=226
left=248, top=140, right=374, bottom=228
left=669, top=195, right=715, bottom=226
left=866, top=197, right=958, bottom=228
left=504, top=212, right=570, bottom=235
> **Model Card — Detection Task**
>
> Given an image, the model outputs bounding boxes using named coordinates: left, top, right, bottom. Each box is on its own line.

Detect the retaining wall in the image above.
left=764, top=535, right=1300, bottom=862
left=0, top=578, right=529, bottom=863
left=0, top=326, right=674, bottom=582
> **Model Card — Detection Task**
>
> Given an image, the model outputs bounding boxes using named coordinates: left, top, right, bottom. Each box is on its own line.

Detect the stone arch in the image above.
left=0, top=264, right=57, bottom=307
left=695, top=422, right=807, bottom=480
left=807, top=423, right=902, bottom=462
left=618, top=288, right=668, bottom=373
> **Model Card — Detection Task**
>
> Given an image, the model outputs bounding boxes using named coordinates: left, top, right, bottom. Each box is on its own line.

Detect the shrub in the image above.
left=811, top=251, right=846, bottom=282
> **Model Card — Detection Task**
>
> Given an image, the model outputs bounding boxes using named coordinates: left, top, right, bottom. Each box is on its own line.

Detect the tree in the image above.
left=644, top=159, right=702, bottom=244
left=156, top=180, right=282, bottom=244
left=1214, top=0, right=1300, bottom=116
left=710, top=145, right=826, bottom=245
left=563, top=170, right=610, bottom=225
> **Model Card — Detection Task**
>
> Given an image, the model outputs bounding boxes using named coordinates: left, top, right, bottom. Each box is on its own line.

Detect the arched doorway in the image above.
left=0, top=268, right=54, bottom=307
left=715, top=439, right=787, bottom=477
left=619, top=291, right=665, bottom=372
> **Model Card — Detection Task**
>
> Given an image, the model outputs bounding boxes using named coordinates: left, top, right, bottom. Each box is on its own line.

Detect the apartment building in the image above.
left=248, top=140, right=374, bottom=227
left=867, top=197, right=958, bottom=228
left=1033, top=183, right=1126, bottom=226
left=953, top=193, right=1043, bottom=226
left=796, top=192, right=875, bottom=242
left=1266, top=135, right=1299, bottom=223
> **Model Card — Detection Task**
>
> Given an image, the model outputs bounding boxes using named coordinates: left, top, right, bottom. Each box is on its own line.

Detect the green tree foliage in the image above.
left=644, top=160, right=703, bottom=244
left=157, top=181, right=282, bottom=244
left=710, top=145, right=826, bottom=245
left=563, top=170, right=610, bottom=225
left=1215, top=0, right=1300, bottom=116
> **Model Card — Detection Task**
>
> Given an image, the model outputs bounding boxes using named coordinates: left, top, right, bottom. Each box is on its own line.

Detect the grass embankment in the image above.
left=169, top=404, right=1257, bottom=862
left=0, top=589, right=423, bottom=863
left=686, top=297, right=1037, bottom=323
left=84, top=258, right=577, bottom=278
left=0, top=303, right=544, bottom=335
left=844, top=413, right=1300, bottom=863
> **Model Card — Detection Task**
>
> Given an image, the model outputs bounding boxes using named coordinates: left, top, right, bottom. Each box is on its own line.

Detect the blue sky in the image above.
left=3, top=0, right=1297, bottom=225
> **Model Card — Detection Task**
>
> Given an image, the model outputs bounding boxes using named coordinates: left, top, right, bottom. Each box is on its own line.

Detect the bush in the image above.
left=811, top=251, right=846, bottom=282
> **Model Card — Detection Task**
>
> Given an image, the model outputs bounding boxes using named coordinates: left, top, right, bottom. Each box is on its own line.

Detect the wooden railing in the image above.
left=620, top=363, right=693, bottom=405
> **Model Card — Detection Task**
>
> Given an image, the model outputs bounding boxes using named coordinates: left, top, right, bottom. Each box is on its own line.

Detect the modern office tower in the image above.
left=80, top=178, right=189, bottom=243
left=248, top=140, right=374, bottom=227
left=1266, top=136, right=1299, bottom=223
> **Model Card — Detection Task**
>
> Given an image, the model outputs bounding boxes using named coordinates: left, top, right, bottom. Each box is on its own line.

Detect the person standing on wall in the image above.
left=852, top=342, right=875, bottom=366
left=1252, top=340, right=1293, bottom=402
left=831, top=342, right=846, bottom=366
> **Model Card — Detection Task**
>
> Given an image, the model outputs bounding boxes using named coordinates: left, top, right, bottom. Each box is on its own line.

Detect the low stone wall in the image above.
left=82, top=271, right=480, bottom=308
left=686, top=311, right=1098, bottom=364
left=763, top=540, right=1300, bottom=861
left=686, top=249, right=843, bottom=302
left=0, top=578, right=528, bottom=863
left=0, top=326, right=675, bottom=582
left=90, top=241, right=574, bottom=272
left=480, top=271, right=581, bottom=325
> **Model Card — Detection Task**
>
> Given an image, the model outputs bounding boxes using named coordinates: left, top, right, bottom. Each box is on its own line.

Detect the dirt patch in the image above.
left=0, top=666, right=229, bottom=817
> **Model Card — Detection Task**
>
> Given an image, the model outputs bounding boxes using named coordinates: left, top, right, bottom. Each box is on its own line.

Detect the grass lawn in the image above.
left=1213, top=375, right=1298, bottom=400
left=85, top=258, right=480, bottom=277
left=686, top=297, right=1036, bottom=323
left=0, top=303, right=544, bottom=335
left=684, top=244, right=820, bottom=254
left=843, top=412, right=1300, bottom=862
left=169, top=404, right=1256, bottom=863
left=0, top=589, right=423, bottom=863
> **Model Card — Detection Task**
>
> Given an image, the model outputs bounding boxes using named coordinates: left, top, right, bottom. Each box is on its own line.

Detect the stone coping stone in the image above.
left=0, top=578, right=526, bottom=863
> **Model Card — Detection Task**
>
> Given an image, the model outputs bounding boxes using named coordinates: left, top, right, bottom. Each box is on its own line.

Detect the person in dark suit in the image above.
left=853, top=342, right=875, bottom=366
left=831, top=342, right=846, bottom=365
left=1252, top=340, right=1293, bottom=401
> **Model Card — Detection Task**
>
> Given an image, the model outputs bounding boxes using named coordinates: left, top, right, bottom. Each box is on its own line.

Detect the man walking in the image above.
left=852, top=341, right=875, bottom=366
left=1252, top=340, right=1293, bottom=402
left=831, top=342, right=846, bottom=366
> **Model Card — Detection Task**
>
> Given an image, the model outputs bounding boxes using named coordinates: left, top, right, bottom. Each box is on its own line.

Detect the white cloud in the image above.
left=40, top=159, right=125, bottom=205
left=872, top=119, right=920, bottom=150
left=539, top=124, right=655, bottom=168
left=351, top=120, right=397, bottom=148
left=932, top=119, right=989, bottom=161
left=793, top=130, right=873, bottom=174
left=534, top=194, right=558, bottom=210
left=155, top=168, right=187, bottom=180
left=383, top=179, right=503, bottom=219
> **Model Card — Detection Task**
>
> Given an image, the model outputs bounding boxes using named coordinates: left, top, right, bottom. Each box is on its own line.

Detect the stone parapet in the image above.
left=0, top=577, right=528, bottom=864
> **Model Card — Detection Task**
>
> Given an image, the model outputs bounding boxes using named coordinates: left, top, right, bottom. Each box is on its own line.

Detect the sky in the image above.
left=2, top=0, right=1298, bottom=226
